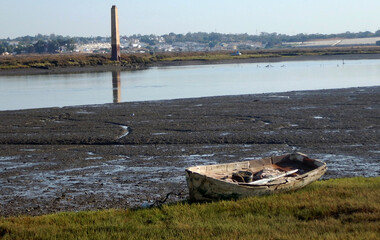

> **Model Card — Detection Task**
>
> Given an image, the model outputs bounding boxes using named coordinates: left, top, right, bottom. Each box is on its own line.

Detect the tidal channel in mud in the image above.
left=0, top=86, right=379, bottom=216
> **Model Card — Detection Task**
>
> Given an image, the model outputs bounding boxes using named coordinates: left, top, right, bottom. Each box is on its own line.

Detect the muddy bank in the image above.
left=2, top=53, right=380, bottom=76
left=150, top=53, right=380, bottom=67
left=0, top=86, right=379, bottom=216
left=0, top=64, right=147, bottom=76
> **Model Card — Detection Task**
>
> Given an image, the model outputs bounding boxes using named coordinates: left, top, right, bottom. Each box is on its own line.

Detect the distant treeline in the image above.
left=0, top=34, right=76, bottom=54
left=1, top=30, right=380, bottom=54
left=156, top=30, right=380, bottom=48
left=0, top=34, right=114, bottom=54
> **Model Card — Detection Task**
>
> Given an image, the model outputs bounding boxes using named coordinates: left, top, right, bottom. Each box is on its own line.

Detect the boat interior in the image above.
left=187, top=153, right=323, bottom=184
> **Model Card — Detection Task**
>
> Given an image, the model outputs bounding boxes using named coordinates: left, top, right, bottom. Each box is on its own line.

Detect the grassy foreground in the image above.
left=0, top=177, right=379, bottom=240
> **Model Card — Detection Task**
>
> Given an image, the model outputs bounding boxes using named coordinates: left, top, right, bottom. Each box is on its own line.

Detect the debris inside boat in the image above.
left=186, top=152, right=327, bottom=201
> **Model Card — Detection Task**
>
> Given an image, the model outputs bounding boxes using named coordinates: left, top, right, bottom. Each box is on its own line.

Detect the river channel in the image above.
left=1, top=59, right=380, bottom=111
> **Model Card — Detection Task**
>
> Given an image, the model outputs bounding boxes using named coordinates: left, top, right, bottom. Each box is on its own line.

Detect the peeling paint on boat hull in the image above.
left=186, top=153, right=327, bottom=201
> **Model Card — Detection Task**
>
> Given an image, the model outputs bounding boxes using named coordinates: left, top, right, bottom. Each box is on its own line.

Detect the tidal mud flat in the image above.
left=0, top=86, right=379, bottom=216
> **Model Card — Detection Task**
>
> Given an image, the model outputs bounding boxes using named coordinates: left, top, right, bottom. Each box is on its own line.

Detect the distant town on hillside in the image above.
left=1, top=30, right=380, bottom=55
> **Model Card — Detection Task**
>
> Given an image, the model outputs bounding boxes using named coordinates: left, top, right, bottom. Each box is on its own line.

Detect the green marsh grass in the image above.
left=0, top=177, right=379, bottom=239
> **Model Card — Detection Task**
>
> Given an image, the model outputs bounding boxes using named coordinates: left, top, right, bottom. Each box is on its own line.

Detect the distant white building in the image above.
left=283, top=37, right=380, bottom=48
left=75, top=43, right=111, bottom=53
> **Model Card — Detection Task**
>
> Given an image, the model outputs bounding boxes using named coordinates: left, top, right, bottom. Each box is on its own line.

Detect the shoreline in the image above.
left=1, top=53, right=380, bottom=76
left=0, top=86, right=379, bottom=216
left=1, top=50, right=380, bottom=216
left=149, top=53, right=380, bottom=67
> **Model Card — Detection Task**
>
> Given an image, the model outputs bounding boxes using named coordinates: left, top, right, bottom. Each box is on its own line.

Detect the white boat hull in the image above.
left=186, top=153, right=327, bottom=201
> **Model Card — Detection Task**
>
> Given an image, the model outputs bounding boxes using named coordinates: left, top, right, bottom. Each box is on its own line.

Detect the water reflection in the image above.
left=1, top=59, right=380, bottom=111
left=112, top=71, right=121, bottom=103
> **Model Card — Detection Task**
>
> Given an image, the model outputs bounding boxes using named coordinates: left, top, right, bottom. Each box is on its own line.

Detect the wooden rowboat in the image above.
left=185, top=152, right=327, bottom=201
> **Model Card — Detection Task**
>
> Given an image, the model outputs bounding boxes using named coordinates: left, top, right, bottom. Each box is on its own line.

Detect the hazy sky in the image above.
left=1, top=0, right=380, bottom=38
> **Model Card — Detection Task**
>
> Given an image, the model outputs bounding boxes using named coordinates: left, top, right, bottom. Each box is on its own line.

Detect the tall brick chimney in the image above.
left=111, top=5, right=121, bottom=61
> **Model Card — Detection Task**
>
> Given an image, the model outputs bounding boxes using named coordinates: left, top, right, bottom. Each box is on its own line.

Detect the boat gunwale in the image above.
left=185, top=153, right=327, bottom=187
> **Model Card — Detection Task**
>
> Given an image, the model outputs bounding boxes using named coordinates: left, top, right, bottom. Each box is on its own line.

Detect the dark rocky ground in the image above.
left=0, top=86, right=379, bottom=216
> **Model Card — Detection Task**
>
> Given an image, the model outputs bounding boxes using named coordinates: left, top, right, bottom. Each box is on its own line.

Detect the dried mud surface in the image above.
left=0, top=86, right=379, bottom=216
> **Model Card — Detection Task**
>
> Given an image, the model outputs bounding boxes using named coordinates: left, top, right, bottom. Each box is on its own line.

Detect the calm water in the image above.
left=1, top=59, right=380, bottom=111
